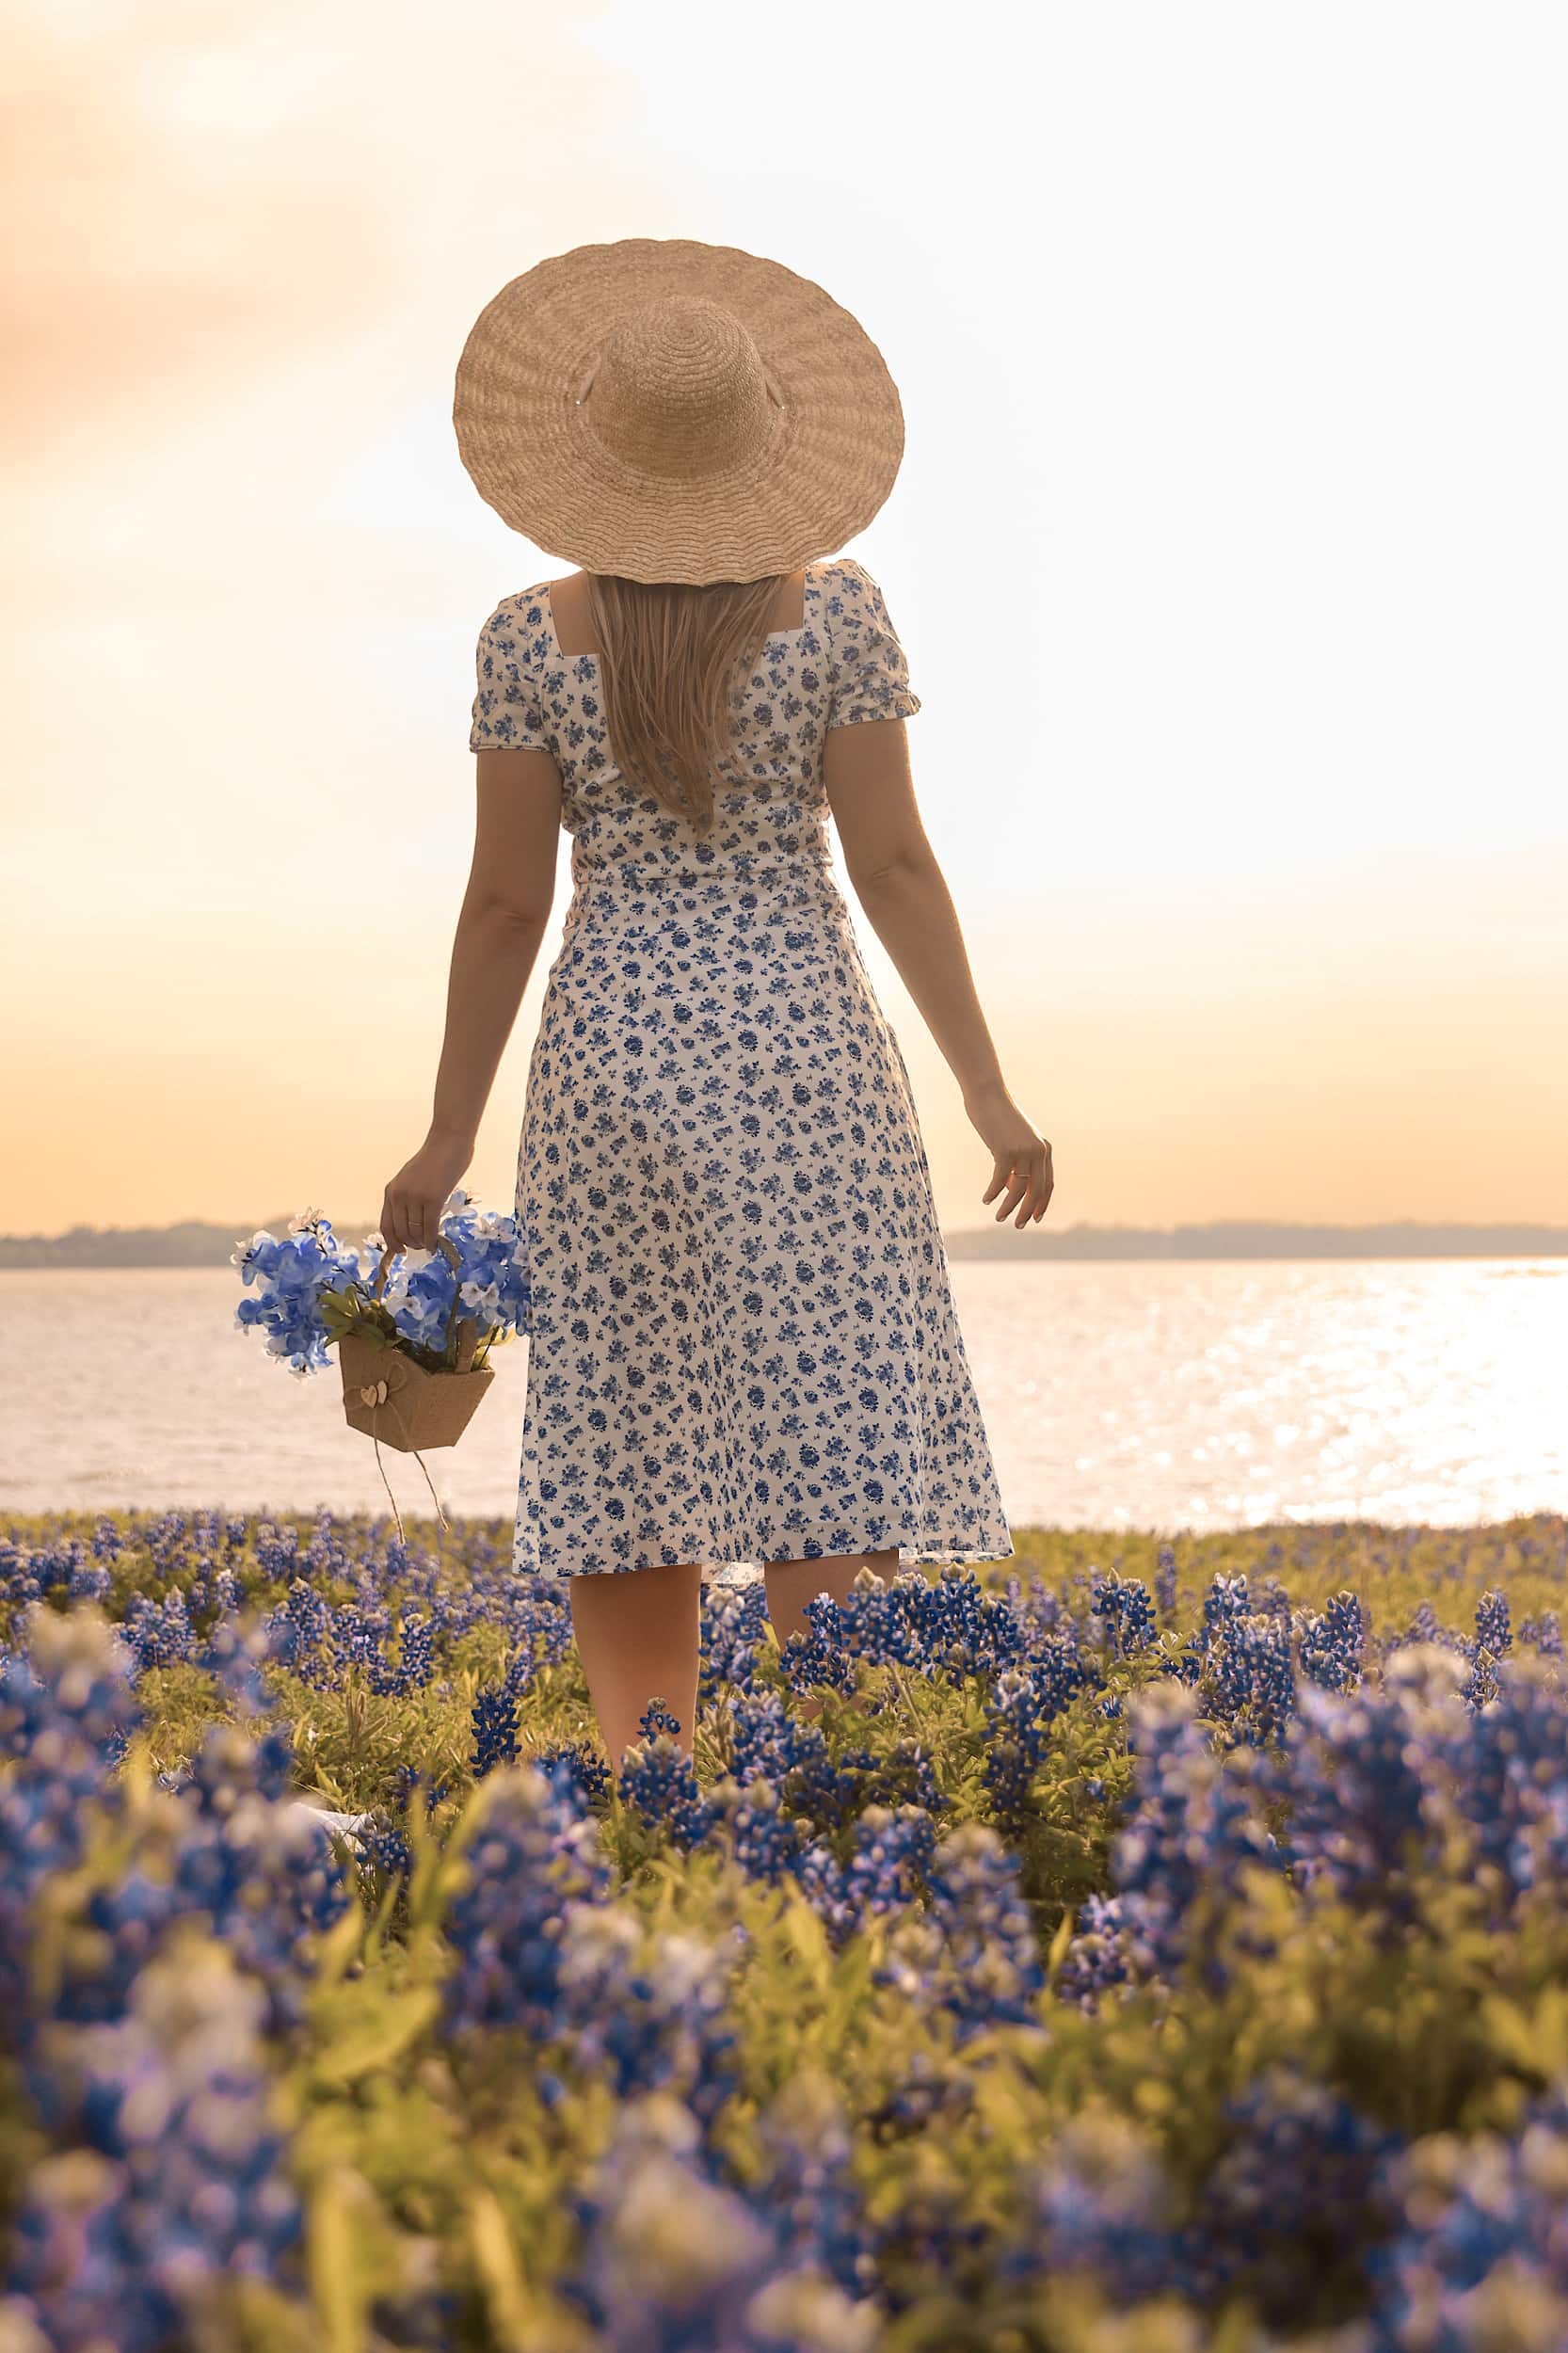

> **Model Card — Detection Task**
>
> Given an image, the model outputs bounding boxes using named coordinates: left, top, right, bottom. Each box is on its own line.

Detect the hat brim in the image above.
left=453, top=237, right=904, bottom=584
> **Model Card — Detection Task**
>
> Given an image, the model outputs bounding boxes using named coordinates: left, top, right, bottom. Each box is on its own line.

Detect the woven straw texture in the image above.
left=453, top=236, right=904, bottom=584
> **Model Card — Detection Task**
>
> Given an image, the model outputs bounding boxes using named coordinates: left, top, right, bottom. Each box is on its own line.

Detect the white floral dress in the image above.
left=470, top=555, right=1013, bottom=1587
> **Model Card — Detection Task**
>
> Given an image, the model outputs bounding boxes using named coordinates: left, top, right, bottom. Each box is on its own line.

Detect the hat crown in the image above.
left=577, top=295, right=778, bottom=483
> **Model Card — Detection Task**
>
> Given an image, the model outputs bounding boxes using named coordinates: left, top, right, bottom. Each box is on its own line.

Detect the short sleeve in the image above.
left=469, top=597, right=552, bottom=753
left=827, top=560, right=922, bottom=728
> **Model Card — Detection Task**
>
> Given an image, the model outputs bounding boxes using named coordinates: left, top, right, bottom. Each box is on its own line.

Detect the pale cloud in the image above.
left=2, top=3, right=412, bottom=466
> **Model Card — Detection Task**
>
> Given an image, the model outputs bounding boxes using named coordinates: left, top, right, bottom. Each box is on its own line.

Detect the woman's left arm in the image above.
left=380, top=747, right=563, bottom=1252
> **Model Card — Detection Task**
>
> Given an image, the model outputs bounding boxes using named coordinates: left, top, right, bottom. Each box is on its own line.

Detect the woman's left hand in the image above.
left=379, top=1128, right=474, bottom=1255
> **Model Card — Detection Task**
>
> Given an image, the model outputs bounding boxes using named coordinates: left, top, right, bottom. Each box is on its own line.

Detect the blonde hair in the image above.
left=584, top=570, right=792, bottom=836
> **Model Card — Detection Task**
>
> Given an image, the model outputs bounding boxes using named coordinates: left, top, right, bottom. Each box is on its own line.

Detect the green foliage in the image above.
left=6, top=1507, right=1568, bottom=2348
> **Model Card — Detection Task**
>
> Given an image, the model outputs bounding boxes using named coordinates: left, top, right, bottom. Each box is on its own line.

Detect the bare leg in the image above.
left=568, top=1561, right=702, bottom=1789
left=762, top=1547, right=899, bottom=1721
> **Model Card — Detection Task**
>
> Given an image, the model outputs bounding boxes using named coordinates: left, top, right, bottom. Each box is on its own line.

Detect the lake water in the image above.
left=1, top=1260, right=1563, bottom=1538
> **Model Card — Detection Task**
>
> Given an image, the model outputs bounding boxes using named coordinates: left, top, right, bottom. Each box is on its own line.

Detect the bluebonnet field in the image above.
left=2, top=1504, right=1567, bottom=2353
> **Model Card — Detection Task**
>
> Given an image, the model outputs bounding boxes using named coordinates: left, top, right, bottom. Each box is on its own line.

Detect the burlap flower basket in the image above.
left=338, top=1234, right=494, bottom=1454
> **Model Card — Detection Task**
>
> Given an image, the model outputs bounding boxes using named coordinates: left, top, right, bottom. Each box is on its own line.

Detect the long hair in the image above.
left=584, top=570, right=792, bottom=836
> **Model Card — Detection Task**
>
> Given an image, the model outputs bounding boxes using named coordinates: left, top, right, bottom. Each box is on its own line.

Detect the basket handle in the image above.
left=371, top=1231, right=477, bottom=1371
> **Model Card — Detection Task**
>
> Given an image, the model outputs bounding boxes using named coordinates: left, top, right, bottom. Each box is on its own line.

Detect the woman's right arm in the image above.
left=824, top=716, right=1054, bottom=1227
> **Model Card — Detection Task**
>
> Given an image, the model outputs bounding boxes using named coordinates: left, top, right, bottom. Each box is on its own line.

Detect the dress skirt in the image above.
left=509, top=872, right=1015, bottom=1587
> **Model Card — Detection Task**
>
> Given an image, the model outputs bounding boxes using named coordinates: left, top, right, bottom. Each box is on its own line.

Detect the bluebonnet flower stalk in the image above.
left=533, top=1740, right=612, bottom=1811
left=4, top=1937, right=304, bottom=2352
left=470, top=1682, right=520, bottom=1778
left=725, top=1689, right=824, bottom=1797
left=121, top=1588, right=195, bottom=1673
left=68, top=1561, right=112, bottom=1607
left=707, top=1771, right=808, bottom=1886
left=1440, top=1649, right=1568, bottom=1914
left=1170, top=2063, right=1403, bottom=2321
left=1172, top=1570, right=1254, bottom=1688
left=797, top=1805, right=936, bottom=1948
left=639, top=1695, right=683, bottom=1741
left=1203, top=1570, right=1252, bottom=1636
left=619, top=1735, right=718, bottom=1849
left=394, top=1609, right=435, bottom=1690
left=698, top=1584, right=772, bottom=1704
left=776, top=1594, right=858, bottom=1709
left=1056, top=1892, right=1129, bottom=2011
left=354, top=1812, right=413, bottom=1885
left=1512, top=1776, right=1568, bottom=1897
left=441, top=1763, right=612, bottom=2037
left=746, top=2066, right=873, bottom=2312
left=778, top=1741, right=886, bottom=1837
left=1021, top=2108, right=1179, bottom=2308
left=982, top=1667, right=1051, bottom=1814
left=58, top=1721, right=350, bottom=2035
left=549, top=1907, right=744, bottom=2133
left=1201, top=1609, right=1296, bottom=1748
left=1087, top=1570, right=1158, bottom=1661
left=0, top=1609, right=141, bottom=2020
left=1109, top=1680, right=1282, bottom=1993
left=1360, top=2078, right=1568, bottom=2352
left=1518, top=1609, right=1560, bottom=1655
left=566, top=2096, right=790, bottom=2353
left=1297, top=1588, right=1368, bottom=1692
left=875, top=1821, right=1045, bottom=2044
left=829, top=1566, right=928, bottom=1670
left=1475, top=1587, right=1512, bottom=1657
left=910, top=1560, right=1026, bottom=1681
left=196, top=1609, right=277, bottom=1718
left=1272, top=1644, right=1469, bottom=1923
left=1032, top=1626, right=1100, bottom=1719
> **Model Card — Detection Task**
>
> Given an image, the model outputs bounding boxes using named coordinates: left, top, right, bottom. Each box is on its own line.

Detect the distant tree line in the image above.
left=0, top=1219, right=321, bottom=1270
left=942, top=1220, right=1568, bottom=1260
left=2, top=1216, right=1565, bottom=1269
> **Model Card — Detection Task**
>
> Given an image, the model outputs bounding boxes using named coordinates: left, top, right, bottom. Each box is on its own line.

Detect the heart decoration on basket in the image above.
left=336, top=1234, right=496, bottom=1531
left=232, top=1200, right=530, bottom=1543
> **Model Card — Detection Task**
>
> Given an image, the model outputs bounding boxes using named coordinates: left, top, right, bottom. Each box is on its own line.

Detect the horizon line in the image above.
left=7, top=1212, right=1568, bottom=1241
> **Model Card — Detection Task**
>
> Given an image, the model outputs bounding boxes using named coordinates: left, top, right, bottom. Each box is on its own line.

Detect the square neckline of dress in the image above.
left=539, top=561, right=821, bottom=666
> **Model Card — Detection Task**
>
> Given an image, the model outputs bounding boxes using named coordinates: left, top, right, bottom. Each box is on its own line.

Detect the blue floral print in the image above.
left=471, top=555, right=1013, bottom=1586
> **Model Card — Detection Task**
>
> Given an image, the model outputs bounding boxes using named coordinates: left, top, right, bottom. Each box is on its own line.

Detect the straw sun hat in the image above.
left=452, top=236, right=906, bottom=586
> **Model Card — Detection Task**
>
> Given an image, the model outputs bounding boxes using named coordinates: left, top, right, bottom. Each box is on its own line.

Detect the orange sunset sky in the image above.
left=4, top=0, right=1565, bottom=1241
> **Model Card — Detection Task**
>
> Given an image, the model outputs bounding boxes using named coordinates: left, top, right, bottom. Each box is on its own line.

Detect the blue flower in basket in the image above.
left=232, top=1193, right=529, bottom=1390
left=232, top=1195, right=530, bottom=1525
left=232, top=1195, right=529, bottom=1366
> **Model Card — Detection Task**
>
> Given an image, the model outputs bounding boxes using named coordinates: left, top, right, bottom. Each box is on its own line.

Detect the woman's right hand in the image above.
left=966, top=1084, right=1054, bottom=1227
